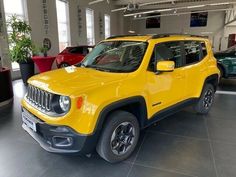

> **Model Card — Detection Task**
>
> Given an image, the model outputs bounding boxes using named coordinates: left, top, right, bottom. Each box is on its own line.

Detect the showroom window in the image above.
left=104, top=14, right=110, bottom=39
left=86, top=8, right=95, bottom=45
left=56, top=0, right=71, bottom=52
left=3, top=0, right=27, bottom=70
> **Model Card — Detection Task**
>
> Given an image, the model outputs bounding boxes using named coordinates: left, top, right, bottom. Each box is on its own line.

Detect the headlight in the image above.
left=52, top=95, right=71, bottom=114
left=59, top=96, right=71, bottom=112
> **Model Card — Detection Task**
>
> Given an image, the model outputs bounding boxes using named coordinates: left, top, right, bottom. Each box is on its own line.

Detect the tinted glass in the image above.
left=184, top=41, right=201, bottom=65
left=80, top=41, right=147, bottom=73
left=150, top=41, right=183, bottom=69
left=69, top=47, right=83, bottom=54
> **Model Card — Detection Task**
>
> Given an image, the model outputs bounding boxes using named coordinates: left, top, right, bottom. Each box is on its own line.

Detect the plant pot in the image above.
left=19, top=59, right=35, bottom=85
left=0, top=67, right=13, bottom=107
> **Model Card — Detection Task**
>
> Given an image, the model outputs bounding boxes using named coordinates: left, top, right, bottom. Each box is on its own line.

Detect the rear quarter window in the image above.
left=184, top=40, right=207, bottom=65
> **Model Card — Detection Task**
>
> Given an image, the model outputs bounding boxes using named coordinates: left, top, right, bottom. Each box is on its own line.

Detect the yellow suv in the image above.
left=21, top=34, right=219, bottom=163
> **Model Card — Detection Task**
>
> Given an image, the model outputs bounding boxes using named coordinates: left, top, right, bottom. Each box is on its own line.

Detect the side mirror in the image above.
left=156, top=61, right=175, bottom=73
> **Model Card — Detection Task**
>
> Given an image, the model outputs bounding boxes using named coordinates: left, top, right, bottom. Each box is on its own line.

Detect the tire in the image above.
left=194, top=84, right=215, bottom=114
left=59, top=63, right=70, bottom=68
left=96, top=110, right=140, bottom=163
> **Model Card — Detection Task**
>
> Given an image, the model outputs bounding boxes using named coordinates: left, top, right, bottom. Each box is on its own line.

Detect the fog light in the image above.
left=52, top=136, right=73, bottom=147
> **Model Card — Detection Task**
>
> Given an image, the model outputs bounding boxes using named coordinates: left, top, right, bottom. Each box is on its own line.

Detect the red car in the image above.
left=56, top=46, right=94, bottom=68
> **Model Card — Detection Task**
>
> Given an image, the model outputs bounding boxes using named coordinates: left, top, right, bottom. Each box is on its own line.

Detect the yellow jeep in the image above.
left=21, top=34, right=220, bottom=162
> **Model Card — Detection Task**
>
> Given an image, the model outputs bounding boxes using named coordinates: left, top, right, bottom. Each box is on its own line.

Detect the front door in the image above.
left=146, top=41, right=186, bottom=117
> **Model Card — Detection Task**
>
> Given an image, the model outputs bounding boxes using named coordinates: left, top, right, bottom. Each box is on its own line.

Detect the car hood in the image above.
left=28, top=66, right=128, bottom=96
left=214, top=52, right=232, bottom=59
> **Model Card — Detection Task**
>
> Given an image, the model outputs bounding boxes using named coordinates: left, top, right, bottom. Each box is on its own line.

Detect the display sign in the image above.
left=146, top=13, right=161, bottom=28
left=77, top=5, right=82, bottom=37
left=42, top=0, right=49, bottom=34
left=190, top=12, right=208, bottom=27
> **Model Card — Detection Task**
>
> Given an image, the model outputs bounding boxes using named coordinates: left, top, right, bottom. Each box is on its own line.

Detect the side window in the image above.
left=149, top=41, right=183, bottom=70
left=184, top=41, right=206, bottom=65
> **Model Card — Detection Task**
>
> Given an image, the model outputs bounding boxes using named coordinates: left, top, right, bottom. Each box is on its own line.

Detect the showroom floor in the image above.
left=0, top=79, right=236, bottom=177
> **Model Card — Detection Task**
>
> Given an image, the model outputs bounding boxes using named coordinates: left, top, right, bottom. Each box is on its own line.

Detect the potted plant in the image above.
left=7, top=15, right=34, bottom=85
left=40, top=46, right=49, bottom=57
left=0, top=57, right=13, bottom=107
left=32, top=45, right=49, bottom=57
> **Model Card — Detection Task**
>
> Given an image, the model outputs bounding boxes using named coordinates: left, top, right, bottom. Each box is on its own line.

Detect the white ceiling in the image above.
left=109, top=0, right=236, bottom=19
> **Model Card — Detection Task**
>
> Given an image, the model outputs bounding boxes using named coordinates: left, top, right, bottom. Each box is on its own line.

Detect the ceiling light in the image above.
left=210, top=2, right=230, bottom=6
left=187, top=5, right=206, bottom=9
left=111, top=7, right=126, bottom=12
left=124, top=8, right=172, bottom=17
left=157, top=8, right=172, bottom=12
left=89, top=0, right=104, bottom=5
left=140, top=0, right=176, bottom=7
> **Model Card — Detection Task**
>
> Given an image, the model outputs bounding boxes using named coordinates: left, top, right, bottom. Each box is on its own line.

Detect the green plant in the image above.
left=40, top=46, right=49, bottom=57
left=32, top=45, right=49, bottom=57
left=7, top=15, right=33, bottom=63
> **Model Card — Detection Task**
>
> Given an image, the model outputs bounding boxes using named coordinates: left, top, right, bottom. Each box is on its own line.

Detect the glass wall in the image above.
left=104, top=14, right=110, bottom=39
left=3, top=0, right=27, bottom=70
left=86, top=8, right=95, bottom=45
left=56, top=0, right=71, bottom=52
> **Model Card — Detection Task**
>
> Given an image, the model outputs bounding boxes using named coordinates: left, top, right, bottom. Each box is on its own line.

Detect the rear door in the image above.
left=183, top=40, right=208, bottom=98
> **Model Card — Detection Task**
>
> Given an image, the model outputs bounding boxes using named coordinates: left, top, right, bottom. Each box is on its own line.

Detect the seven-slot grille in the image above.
left=26, top=85, right=52, bottom=111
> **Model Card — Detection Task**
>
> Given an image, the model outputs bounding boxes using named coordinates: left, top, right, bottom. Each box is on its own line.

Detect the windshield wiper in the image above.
left=84, top=65, right=111, bottom=72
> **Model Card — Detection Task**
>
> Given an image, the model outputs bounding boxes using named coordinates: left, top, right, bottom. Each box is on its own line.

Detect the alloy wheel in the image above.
left=110, top=122, right=135, bottom=156
left=203, top=89, right=214, bottom=109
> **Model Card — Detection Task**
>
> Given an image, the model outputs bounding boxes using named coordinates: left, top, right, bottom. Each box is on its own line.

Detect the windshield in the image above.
left=78, top=41, right=147, bottom=72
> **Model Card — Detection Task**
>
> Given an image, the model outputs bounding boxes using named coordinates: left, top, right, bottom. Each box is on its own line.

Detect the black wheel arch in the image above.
left=94, top=96, right=148, bottom=135
left=217, top=63, right=226, bottom=77
left=203, top=74, right=219, bottom=92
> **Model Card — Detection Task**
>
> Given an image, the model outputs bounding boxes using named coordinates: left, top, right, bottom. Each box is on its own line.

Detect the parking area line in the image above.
left=216, top=90, right=236, bottom=95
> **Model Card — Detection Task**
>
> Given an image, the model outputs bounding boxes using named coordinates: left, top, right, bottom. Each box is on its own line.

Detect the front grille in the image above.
left=26, top=85, right=53, bottom=112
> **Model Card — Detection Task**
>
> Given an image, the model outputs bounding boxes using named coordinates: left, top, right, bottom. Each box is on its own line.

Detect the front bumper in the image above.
left=22, top=108, right=98, bottom=154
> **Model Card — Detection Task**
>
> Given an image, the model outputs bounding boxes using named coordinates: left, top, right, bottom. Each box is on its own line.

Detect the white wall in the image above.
left=0, top=0, right=123, bottom=80
left=69, top=0, right=123, bottom=45
left=124, top=12, right=226, bottom=52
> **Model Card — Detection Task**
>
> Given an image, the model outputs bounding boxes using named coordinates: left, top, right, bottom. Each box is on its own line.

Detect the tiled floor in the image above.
left=0, top=79, right=236, bottom=177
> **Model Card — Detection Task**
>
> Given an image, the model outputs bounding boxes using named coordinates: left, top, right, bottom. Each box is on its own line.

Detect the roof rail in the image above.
left=151, top=33, right=205, bottom=39
left=106, top=34, right=141, bottom=40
